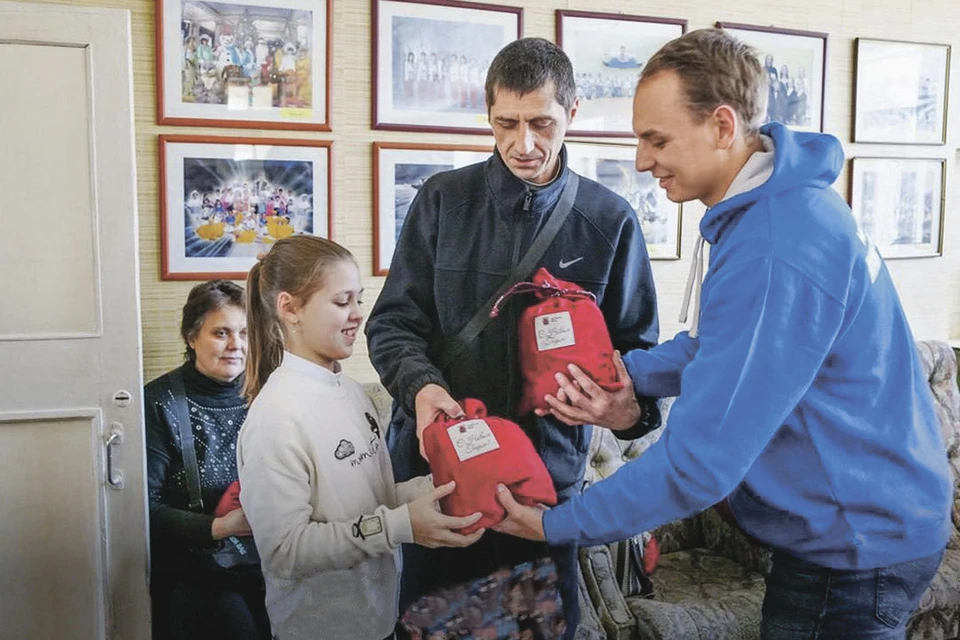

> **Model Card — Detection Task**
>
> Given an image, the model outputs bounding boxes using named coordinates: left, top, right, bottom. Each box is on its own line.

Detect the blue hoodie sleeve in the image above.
left=621, top=332, right=700, bottom=398
left=543, top=256, right=845, bottom=546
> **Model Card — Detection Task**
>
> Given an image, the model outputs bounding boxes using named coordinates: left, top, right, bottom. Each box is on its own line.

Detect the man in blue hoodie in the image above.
left=496, top=28, right=953, bottom=639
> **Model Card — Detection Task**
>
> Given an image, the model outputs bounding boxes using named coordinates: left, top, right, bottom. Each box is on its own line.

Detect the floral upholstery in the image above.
left=577, top=339, right=960, bottom=639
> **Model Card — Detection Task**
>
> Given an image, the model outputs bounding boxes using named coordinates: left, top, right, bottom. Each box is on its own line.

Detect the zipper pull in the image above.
left=522, top=189, right=533, bottom=212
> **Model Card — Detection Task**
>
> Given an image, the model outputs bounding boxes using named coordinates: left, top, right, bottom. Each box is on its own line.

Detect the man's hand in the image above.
left=415, top=384, right=465, bottom=459
left=492, top=484, right=546, bottom=541
left=535, top=351, right=641, bottom=431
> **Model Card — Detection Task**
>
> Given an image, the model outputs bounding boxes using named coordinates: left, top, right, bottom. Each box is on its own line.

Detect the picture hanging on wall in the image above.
left=849, top=157, right=945, bottom=259
left=160, top=135, right=332, bottom=280
left=566, top=142, right=682, bottom=259
left=557, top=10, right=686, bottom=137
left=716, top=22, right=827, bottom=132
left=372, top=0, right=522, bottom=134
left=373, top=142, right=492, bottom=275
left=853, top=38, right=951, bottom=144
left=157, top=0, right=330, bottom=130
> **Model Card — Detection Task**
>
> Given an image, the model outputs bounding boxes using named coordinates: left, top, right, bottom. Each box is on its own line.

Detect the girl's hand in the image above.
left=212, top=507, right=252, bottom=540
left=409, top=481, right=484, bottom=548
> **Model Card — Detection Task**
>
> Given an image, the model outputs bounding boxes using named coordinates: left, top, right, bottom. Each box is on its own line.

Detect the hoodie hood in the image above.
left=700, top=122, right=844, bottom=244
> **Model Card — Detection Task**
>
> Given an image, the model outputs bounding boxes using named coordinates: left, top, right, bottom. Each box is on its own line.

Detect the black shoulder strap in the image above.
left=438, top=173, right=580, bottom=371
left=169, top=368, right=204, bottom=512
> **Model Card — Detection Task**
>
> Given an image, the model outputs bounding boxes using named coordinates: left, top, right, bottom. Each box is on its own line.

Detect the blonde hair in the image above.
left=640, top=28, right=768, bottom=136
left=243, top=235, right=355, bottom=403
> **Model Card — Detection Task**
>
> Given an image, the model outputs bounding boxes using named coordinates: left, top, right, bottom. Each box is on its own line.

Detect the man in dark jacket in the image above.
left=365, top=37, right=660, bottom=635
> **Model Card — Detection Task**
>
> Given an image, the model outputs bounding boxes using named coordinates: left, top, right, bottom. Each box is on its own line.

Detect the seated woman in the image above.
left=144, top=280, right=270, bottom=640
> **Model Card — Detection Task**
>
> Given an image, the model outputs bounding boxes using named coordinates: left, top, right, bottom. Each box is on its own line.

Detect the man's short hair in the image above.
left=485, top=37, right=577, bottom=111
left=640, top=28, right=768, bottom=135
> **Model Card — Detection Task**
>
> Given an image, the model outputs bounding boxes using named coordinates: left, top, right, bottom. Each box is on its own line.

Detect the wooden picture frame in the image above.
left=849, top=156, right=945, bottom=259
left=566, top=142, right=682, bottom=259
left=157, top=0, right=331, bottom=130
left=716, top=22, right=827, bottom=132
left=372, top=0, right=522, bottom=134
left=557, top=10, right=686, bottom=137
left=373, top=141, right=492, bottom=275
left=160, top=134, right=332, bottom=280
left=853, top=38, right=951, bottom=144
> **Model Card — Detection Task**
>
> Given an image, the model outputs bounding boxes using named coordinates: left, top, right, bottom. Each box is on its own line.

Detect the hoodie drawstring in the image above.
left=679, top=234, right=705, bottom=338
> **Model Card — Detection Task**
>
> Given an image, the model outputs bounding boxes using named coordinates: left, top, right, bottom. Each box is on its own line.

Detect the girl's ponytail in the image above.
left=243, top=261, right=283, bottom=403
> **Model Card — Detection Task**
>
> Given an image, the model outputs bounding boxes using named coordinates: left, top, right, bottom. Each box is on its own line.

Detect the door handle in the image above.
left=104, top=423, right=125, bottom=490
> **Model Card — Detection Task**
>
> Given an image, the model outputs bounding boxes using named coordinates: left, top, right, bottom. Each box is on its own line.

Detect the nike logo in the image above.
left=558, top=257, right=583, bottom=269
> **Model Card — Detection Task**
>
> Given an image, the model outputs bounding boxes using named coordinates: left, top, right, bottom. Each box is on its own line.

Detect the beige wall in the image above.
left=23, top=0, right=960, bottom=384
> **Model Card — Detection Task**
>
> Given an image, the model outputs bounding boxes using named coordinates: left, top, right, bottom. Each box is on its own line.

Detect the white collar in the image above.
left=280, top=351, right=342, bottom=386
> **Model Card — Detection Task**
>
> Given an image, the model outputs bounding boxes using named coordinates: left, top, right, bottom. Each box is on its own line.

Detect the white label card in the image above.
left=447, top=419, right=500, bottom=462
left=534, top=311, right=576, bottom=351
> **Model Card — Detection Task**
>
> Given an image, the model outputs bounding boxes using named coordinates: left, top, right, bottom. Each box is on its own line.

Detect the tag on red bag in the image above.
left=422, top=399, right=557, bottom=534
left=447, top=419, right=500, bottom=461
left=491, top=267, right=623, bottom=416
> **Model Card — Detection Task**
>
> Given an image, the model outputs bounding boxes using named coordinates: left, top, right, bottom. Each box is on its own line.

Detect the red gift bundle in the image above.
left=492, top=267, right=622, bottom=416
left=422, top=398, right=557, bottom=534
left=214, top=480, right=243, bottom=517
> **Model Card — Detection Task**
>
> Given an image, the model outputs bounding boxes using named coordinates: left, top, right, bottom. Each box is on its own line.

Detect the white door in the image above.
left=0, top=3, right=149, bottom=639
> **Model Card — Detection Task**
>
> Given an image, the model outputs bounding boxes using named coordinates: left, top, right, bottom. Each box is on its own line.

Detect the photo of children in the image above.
left=374, top=0, right=519, bottom=131
left=390, top=16, right=501, bottom=115
left=180, top=1, right=313, bottom=111
left=182, top=157, right=315, bottom=259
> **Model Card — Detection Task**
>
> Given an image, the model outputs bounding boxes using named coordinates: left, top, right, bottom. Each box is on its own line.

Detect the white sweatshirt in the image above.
left=237, top=352, right=433, bottom=640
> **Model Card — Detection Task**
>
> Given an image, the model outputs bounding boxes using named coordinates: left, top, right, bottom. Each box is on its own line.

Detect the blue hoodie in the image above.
left=543, top=123, right=953, bottom=570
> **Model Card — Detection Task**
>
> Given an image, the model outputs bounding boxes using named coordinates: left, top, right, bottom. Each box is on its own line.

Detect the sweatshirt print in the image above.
left=237, top=352, right=432, bottom=639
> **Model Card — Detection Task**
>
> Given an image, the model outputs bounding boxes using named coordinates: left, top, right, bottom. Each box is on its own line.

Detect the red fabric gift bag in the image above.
left=491, top=267, right=623, bottom=416
left=214, top=480, right=243, bottom=517
left=422, top=398, right=557, bottom=534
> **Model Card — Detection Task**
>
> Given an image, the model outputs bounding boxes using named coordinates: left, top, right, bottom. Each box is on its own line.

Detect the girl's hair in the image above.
left=243, top=235, right=355, bottom=403
left=180, top=279, right=245, bottom=362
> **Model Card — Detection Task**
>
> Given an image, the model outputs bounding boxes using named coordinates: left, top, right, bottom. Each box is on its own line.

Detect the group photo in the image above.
left=6, top=1, right=957, bottom=640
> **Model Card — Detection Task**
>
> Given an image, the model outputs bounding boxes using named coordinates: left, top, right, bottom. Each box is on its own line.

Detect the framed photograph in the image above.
left=373, top=142, right=492, bottom=275
left=853, top=38, right=951, bottom=144
left=157, top=0, right=330, bottom=130
left=716, top=22, right=827, bottom=132
left=557, top=11, right=686, bottom=137
left=566, top=142, right=682, bottom=259
left=160, top=135, right=332, bottom=280
left=372, top=0, right=522, bottom=134
left=849, top=157, right=945, bottom=259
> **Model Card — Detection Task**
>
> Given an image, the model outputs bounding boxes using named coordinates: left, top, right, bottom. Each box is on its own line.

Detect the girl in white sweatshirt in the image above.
left=237, top=236, right=483, bottom=640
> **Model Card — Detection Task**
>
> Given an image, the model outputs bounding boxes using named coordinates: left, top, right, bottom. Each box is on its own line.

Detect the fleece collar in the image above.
left=486, top=145, right=571, bottom=220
